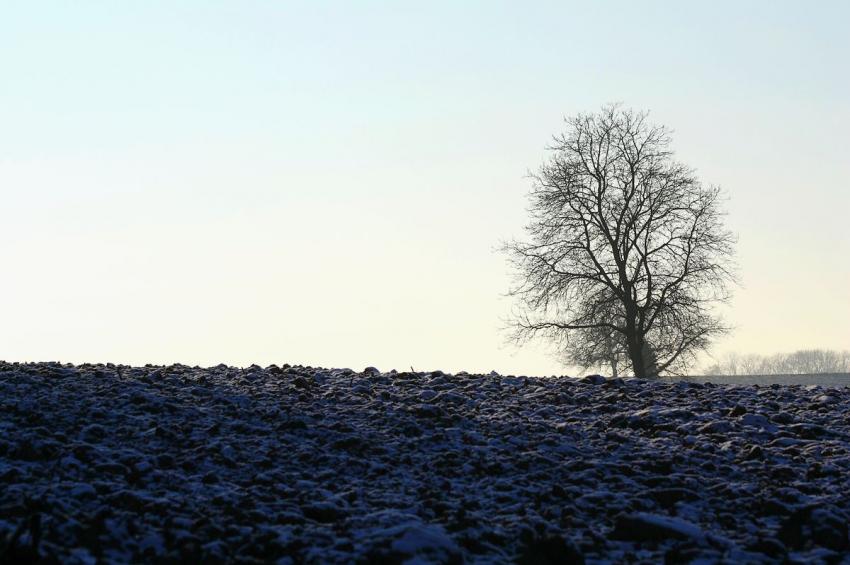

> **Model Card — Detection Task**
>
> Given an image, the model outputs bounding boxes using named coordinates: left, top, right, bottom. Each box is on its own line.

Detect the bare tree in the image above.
left=564, top=326, right=629, bottom=378
left=554, top=290, right=630, bottom=377
left=503, top=105, right=736, bottom=378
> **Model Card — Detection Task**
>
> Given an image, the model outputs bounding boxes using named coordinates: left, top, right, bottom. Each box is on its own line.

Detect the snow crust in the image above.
left=1, top=362, right=849, bottom=563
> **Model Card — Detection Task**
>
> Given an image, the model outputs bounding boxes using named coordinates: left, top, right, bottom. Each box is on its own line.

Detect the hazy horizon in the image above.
left=2, top=1, right=848, bottom=375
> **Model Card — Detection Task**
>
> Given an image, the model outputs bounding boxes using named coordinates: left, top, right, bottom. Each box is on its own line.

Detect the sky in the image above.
left=1, top=1, right=848, bottom=375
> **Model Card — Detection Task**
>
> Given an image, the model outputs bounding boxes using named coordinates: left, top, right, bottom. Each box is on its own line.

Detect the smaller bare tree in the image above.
left=554, top=290, right=629, bottom=377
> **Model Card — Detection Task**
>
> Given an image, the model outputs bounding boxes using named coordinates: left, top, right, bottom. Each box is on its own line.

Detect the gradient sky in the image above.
left=1, top=1, right=848, bottom=375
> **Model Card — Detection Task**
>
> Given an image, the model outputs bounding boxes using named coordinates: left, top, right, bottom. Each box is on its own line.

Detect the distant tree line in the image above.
left=704, top=349, right=850, bottom=375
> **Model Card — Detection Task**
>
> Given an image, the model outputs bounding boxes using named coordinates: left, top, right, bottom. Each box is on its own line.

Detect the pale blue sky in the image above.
left=1, top=1, right=848, bottom=374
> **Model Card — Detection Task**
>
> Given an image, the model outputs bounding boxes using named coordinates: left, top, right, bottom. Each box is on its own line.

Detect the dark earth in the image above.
left=1, top=362, right=849, bottom=563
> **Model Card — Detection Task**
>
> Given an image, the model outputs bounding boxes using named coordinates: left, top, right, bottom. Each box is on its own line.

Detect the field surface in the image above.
left=668, top=374, right=850, bottom=387
left=1, top=362, right=849, bottom=563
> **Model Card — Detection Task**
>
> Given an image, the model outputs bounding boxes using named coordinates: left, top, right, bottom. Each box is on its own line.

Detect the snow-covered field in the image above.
left=1, top=362, right=849, bottom=564
left=668, top=374, right=850, bottom=387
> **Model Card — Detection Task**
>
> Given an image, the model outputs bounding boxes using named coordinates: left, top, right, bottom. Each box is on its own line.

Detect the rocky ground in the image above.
left=1, top=362, right=849, bottom=564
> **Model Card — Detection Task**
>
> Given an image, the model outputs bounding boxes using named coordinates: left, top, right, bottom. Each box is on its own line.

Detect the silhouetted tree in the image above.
left=504, top=105, right=736, bottom=378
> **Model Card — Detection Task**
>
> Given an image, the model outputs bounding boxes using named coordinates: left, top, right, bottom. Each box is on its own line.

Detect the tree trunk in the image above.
left=625, top=327, right=646, bottom=378
left=625, top=303, right=647, bottom=378
left=628, top=338, right=646, bottom=378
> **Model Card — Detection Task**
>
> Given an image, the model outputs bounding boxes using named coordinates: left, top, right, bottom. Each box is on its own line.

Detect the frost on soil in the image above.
left=1, top=362, right=849, bottom=563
